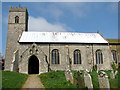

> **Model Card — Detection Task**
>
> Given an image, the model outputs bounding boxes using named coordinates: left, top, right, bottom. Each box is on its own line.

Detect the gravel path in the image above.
left=22, top=74, right=45, bottom=88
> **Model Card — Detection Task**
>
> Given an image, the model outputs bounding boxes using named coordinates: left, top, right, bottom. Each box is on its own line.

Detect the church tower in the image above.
left=5, top=7, right=28, bottom=71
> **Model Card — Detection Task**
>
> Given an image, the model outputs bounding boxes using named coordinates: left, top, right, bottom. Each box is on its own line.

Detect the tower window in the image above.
left=96, top=50, right=103, bottom=64
left=15, top=16, right=19, bottom=23
left=51, top=49, right=59, bottom=64
left=111, top=50, right=117, bottom=64
left=74, top=49, right=81, bottom=64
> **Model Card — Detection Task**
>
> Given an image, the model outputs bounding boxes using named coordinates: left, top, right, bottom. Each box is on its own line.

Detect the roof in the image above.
left=19, top=32, right=108, bottom=44
left=107, top=39, right=120, bottom=44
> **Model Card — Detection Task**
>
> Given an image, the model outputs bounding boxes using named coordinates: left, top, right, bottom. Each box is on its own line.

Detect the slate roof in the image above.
left=19, top=32, right=108, bottom=43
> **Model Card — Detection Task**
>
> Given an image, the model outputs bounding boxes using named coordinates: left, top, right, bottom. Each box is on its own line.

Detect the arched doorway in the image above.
left=28, top=55, right=39, bottom=74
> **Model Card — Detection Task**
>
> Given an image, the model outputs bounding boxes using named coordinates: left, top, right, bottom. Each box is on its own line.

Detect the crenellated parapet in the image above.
left=9, top=7, right=27, bottom=12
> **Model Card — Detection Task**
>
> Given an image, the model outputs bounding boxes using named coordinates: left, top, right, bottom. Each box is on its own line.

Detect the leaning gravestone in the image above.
left=84, top=69, right=93, bottom=88
left=115, top=70, right=118, bottom=76
left=77, top=71, right=85, bottom=88
left=64, top=70, right=74, bottom=84
left=98, top=71, right=110, bottom=89
left=110, top=70, right=115, bottom=79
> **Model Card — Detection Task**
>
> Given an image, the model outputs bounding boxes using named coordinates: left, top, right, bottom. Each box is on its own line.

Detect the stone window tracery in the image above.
left=96, top=50, right=103, bottom=64
left=74, top=49, right=81, bottom=64
left=51, top=49, right=59, bottom=64
left=111, top=50, right=117, bottom=64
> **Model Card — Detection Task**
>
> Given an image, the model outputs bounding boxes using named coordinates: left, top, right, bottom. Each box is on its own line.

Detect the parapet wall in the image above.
left=9, top=7, right=27, bottom=12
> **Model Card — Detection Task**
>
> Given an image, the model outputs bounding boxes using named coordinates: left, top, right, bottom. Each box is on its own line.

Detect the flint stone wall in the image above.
left=5, top=43, right=113, bottom=74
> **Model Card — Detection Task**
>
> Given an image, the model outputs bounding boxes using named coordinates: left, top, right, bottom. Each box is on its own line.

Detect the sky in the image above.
left=1, top=2, right=118, bottom=58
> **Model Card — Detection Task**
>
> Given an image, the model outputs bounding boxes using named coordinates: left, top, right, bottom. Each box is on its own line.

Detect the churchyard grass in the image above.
left=90, top=70, right=100, bottom=88
left=72, top=71, right=78, bottom=80
left=39, top=71, right=77, bottom=88
left=108, top=62, right=119, bottom=88
left=2, top=71, right=28, bottom=88
left=109, top=69, right=119, bottom=88
left=109, top=73, right=118, bottom=88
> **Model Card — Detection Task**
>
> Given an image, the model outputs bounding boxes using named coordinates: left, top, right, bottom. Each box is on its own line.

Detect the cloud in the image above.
left=28, top=16, right=72, bottom=32
left=108, top=3, right=118, bottom=12
left=30, top=3, right=87, bottom=20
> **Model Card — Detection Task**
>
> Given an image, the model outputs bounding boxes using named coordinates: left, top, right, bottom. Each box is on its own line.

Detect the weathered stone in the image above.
left=98, top=71, right=110, bottom=88
left=115, top=70, right=118, bottom=76
left=110, top=71, right=115, bottom=79
left=84, top=70, right=93, bottom=88
left=0, top=63, right=2, bottom=70
left=77, top=71, right=85, bottom=88
left=64, top=70, right=74, bottom=84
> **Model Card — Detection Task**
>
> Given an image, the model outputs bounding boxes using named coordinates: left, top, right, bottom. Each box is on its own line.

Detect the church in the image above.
left=5, top=7, right=120, bottom=74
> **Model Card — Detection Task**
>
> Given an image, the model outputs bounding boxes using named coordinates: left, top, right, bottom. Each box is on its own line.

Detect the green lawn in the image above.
left=2, top=71, right=28, bottom=88
left=108, top=62, right=119, bottom=88
left=2, top=69, right=118, bottom=88
left=39, top=71, right=77, bottom=88
left=109, top=75, right=118, bottom=88
left=109, top=69, right=119, bottom=88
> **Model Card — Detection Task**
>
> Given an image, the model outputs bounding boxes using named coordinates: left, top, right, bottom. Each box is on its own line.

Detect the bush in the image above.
left=72, top=71, right=78, bottom=80
left=111, top=62, right=117, bottom=73
left=90, top=70, right=100, bottom=88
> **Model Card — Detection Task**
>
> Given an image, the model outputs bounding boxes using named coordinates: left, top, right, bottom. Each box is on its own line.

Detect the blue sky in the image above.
left=1, top=2, right=118, bottom=57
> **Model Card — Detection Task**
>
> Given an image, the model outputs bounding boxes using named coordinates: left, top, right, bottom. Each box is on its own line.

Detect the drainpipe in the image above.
left=68, top=44, right=71, bottom=70
left=48, top=44, right=50, bottom=72
left=92, top=44, right=94, bottom=70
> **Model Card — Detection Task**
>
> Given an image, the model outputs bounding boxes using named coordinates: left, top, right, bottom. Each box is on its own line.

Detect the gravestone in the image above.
left=77, top=71, right=85, bottom=88
left=115, top=70, right=118, bottom=76
left=84, top=69, right=93, bottom=88
left=0, top=63, right=2, bottom=70
left=119, top=62, right=120, bottom=68
left=110, top=70, right=115, bottom=79
left=98, top=71, right=110, bottom=89
left=0, top=54, right=2, bottom=70
left=64, top=70, right=74, bottom=84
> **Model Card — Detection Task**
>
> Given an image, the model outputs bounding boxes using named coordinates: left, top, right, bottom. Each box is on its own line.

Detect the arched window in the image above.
left=15, top=16, right=19, bottom=23
left=111, top=50, right=117, bottom=64
left=96, top=50, right=103, bottom=64
left=74, top=49, right=81, bottom=64
left=51, top=49, right=59, bottom=64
